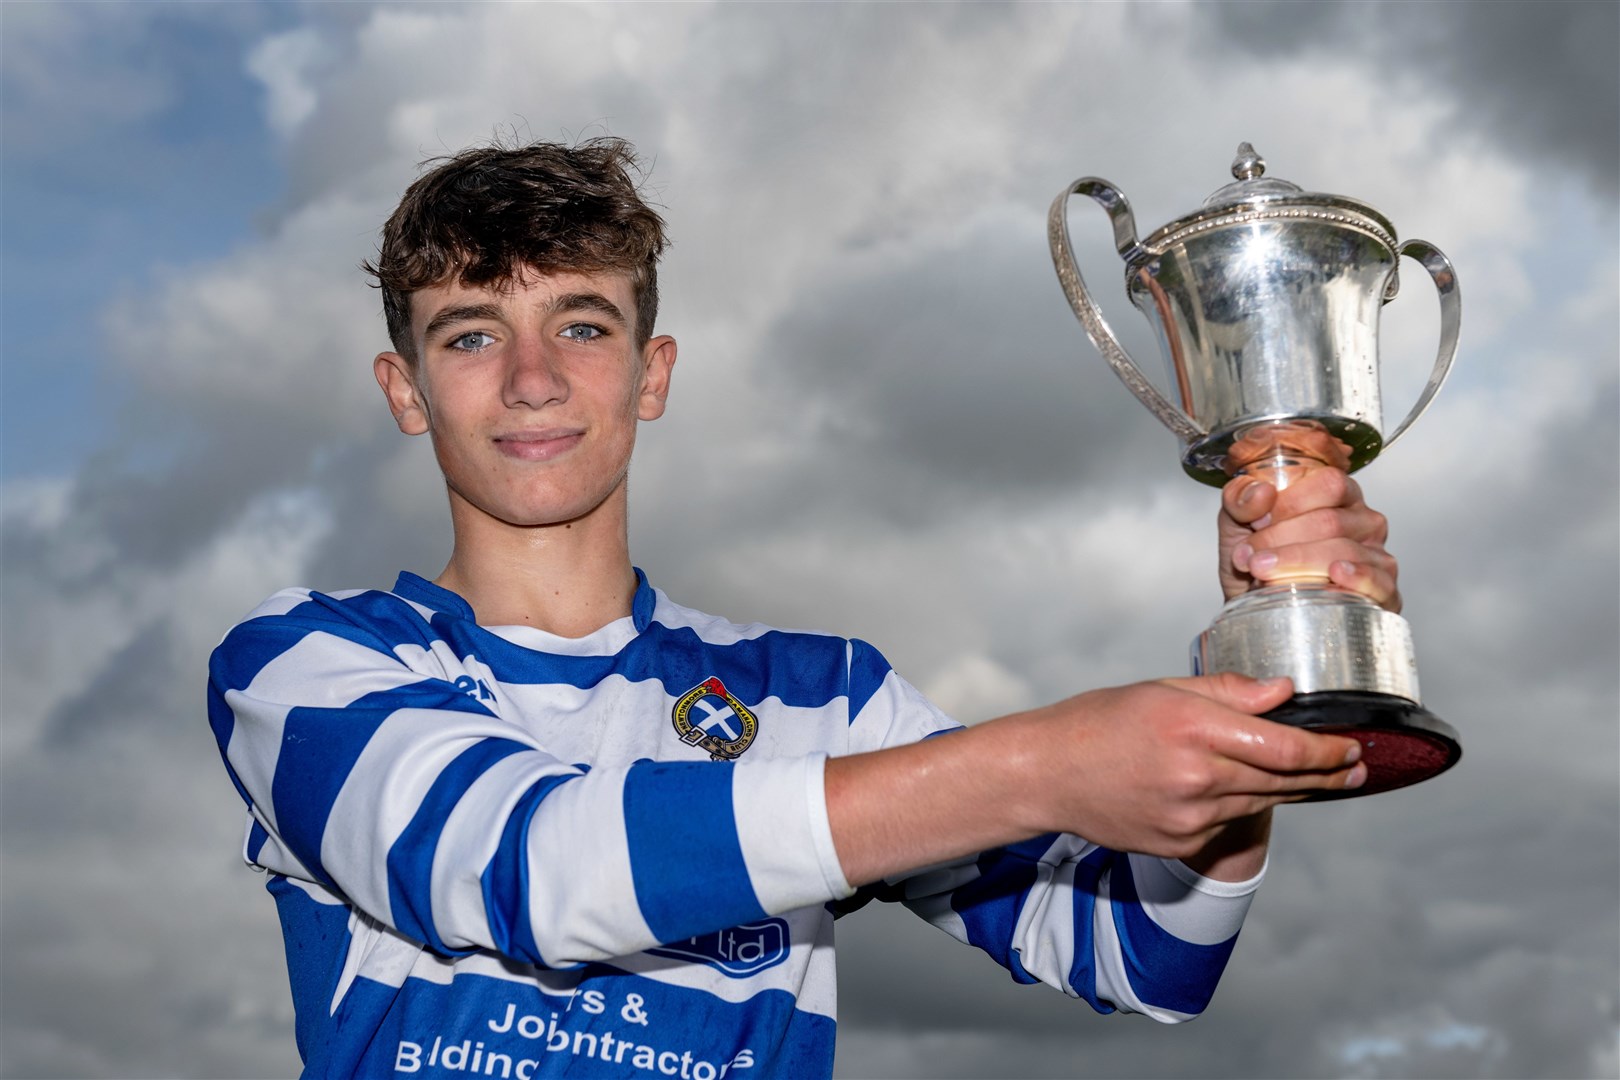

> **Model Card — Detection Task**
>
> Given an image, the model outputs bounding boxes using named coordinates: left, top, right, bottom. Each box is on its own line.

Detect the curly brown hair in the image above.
left=364, top=137, right=669, bottom=358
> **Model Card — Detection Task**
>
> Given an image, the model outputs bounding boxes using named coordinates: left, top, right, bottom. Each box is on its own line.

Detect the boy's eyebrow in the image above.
left=546, top=292, right=629, bottom=328
left=423, top=302, right=505, bottom=340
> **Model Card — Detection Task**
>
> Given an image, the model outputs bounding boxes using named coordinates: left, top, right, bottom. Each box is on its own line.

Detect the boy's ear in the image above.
left=637, top=335, right=678, bottom=421
left=374, top=352, right=430, bottom=435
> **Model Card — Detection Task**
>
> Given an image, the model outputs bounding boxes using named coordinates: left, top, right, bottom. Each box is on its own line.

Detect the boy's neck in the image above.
left=434, top=494, right=639, bottom=638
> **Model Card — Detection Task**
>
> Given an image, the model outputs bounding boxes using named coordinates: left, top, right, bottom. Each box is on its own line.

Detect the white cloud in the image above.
left=246, top=26, right=334, bottom=138
left=102, top=193, right=384, bottom=428
left=921, top=653, right=1038, bottom=725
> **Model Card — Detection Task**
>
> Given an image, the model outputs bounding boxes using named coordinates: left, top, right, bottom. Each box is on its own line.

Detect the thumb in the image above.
left=1222, top=475, right=1277, bottom=527
left=1162, top=672, right=1295, bottom=715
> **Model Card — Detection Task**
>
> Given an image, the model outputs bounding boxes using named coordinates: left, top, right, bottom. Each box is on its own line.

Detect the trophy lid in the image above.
left=1201, top=143, right=1304, bottom=207
left=1139, top=142, right=1398, bottom=253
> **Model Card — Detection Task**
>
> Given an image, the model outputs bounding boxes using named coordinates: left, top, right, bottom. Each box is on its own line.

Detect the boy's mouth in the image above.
left=493, top=429, right=585, bottom=461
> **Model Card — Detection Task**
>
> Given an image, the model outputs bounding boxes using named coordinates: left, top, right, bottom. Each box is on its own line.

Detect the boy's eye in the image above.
left=448, top=331, right=496, bottom=351
left=561, top=323, right=605, bottom=344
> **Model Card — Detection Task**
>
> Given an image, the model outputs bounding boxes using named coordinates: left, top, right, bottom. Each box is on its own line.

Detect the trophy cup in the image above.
left=1049, top=144, right=1461, bottom=798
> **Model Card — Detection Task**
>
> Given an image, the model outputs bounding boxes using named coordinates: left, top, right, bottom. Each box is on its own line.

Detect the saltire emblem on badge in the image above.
left=671, top=676, right=759, bottom=760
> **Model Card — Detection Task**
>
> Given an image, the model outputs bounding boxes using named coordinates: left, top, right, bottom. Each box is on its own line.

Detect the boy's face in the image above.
left=373, top=268, right=676, bottom=531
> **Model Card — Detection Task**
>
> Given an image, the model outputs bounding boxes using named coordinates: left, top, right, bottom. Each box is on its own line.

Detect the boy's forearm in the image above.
left=824, top=715, right=1041, bottom=889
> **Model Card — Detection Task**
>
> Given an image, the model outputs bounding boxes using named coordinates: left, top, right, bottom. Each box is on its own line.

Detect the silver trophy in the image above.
left=1049, top=144, right=1461, bottom=798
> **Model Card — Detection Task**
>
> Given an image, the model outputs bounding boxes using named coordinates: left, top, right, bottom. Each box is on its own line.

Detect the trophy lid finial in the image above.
left=1204, top=141, right=1302, bottom=207
left=1231, top=142, right=1266, bottom=181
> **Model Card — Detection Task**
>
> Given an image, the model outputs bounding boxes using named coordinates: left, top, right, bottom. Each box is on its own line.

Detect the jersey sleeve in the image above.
left=207, top=589, right=851, bottom=970
left=839, top=639, right=1261, bottom=1023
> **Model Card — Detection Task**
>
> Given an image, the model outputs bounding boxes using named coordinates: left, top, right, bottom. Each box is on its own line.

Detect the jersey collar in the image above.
left=392, top=568, right=656, bottom=632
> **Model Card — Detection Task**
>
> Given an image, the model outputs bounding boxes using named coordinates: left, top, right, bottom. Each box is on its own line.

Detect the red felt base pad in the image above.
left=1262, top=691, right=1462, bottom=801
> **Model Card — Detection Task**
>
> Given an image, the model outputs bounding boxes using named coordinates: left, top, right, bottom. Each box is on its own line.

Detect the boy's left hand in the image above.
left=1218, top=468, right=1400, bottom=611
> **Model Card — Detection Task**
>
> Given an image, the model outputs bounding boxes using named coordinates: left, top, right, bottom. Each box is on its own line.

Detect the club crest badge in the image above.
left=672, top=676, right=759, bottom=760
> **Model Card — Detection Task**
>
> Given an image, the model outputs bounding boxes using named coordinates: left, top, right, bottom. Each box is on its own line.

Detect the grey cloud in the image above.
left=1395, top=373, right=1619, bottom=705
left=835, top=767, right=1617, bottom=1078
left=302, top=433, right=453, bottom=593
left=763, top=214, right=1168, bottom=509
left=60, top=423, right=316, bottom=578
left=1189, top=1, right=1620, bottom=199
left=662, top=206, right=1186, bottom=596
left=2, top=732, right=300, bottom=1079
left=41, top=618, right=176, bottom=749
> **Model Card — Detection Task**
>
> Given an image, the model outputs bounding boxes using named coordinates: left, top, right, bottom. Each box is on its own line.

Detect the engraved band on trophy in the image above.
left=1049, top=143, right=1461, bottom=799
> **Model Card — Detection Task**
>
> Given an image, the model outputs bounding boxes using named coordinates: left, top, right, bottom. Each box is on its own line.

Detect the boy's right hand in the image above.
left=1001, top=673, right=1363, bottom=861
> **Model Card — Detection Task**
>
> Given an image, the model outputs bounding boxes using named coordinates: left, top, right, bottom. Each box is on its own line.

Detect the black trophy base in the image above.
left=1263, top=690, right=1461, bottom=801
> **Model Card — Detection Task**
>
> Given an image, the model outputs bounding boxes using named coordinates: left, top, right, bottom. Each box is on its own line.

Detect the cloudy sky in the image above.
left=2, top=3, right=1616, bottom=1078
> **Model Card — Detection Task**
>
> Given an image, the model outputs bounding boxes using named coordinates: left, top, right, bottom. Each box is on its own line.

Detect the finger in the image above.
left=1161, top=671, right=1295, bottom=715
left=1246, top=537, right=1399, bottom=599
left=1221, top=475, right=1277, bottom=527
left=1195, top=759, right=1369, bottom=829
left=1207, top=779, right=1343, bottom=821
left=1246, top=535, right=1396, bottom=578
left=1206, top=772, right=1359, bottom=821
left=1267, top=467, right=1362, bottom=520
left=1328, top=558, right=1403, bottom=613
left=1248, top=504, right=1389, bottom=552
left=1199, top=713, right=1365, bottom=775
left=1220, top=757, right=1369, bottom=795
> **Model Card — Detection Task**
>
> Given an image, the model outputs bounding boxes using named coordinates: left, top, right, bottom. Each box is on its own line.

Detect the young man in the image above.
left=209, top=139, right=1388, bottom=1078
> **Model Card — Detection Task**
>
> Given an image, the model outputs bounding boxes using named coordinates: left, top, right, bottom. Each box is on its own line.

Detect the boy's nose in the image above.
left=503, top=340, right=568, bottom=408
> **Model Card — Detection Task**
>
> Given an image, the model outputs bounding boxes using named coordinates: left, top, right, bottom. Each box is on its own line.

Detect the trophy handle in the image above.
left=1383, top=239, right=1461, bottom=449
left=1048, top=179, right=1205, bottom=443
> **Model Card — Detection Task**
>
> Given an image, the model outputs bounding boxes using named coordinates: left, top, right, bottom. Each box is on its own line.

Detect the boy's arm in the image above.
left=824, top=671, right=1360, bottom=890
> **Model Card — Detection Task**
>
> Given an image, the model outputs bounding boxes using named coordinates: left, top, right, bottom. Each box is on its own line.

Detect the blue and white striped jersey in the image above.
left=208, top=570, right=1261, bottom=1079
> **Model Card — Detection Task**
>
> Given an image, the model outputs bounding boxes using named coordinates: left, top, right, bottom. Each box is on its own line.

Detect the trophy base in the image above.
left=1263, top=690, right=1461, bottom=801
